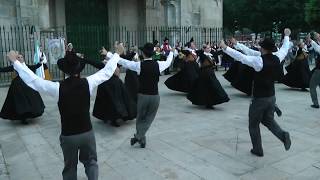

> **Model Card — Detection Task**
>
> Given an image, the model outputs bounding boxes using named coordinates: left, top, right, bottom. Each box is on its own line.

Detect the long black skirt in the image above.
left=282, top=60, right=311, bottom=89
left=187, top=67, right=229, bottom=106
left=0, top=77, right=45, bottom=120
left=223, top=61, right=254, bottom=96
left=93, top=76, right=137, bottom=122
left=124, top=69, right=139, bottom=103
left=164, top=61, right=199, bottom=93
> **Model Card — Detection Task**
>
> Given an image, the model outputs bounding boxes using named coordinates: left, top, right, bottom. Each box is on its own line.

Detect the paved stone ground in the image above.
left=0, top=71, right=319, bottom=180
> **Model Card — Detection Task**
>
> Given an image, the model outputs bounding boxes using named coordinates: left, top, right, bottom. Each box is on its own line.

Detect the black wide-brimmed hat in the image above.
left=259, top=38, right=277, bottom=52
left=139, top=42, right=155, bottom=57
left=120, top=51, right=136, bottom=60
left=57, top=52, right=85, bottom=75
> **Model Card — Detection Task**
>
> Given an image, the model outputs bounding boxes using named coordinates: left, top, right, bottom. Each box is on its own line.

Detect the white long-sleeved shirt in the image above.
left=115, top=52, right=174, bottom=75
left=311, top=40, right=320, bottom=54
left=13, top=53, right=120, bottom=102
left=233, top=36, right=290, bottom=61
left=223, top=36, right=290, bottom=72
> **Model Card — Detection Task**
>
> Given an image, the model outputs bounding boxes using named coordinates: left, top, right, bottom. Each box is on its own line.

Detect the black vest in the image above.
left=138, top=60, right=160, bottom=95
left=58, top=77, right=92, bottom=136
left=252, top=54, right=281, bottom=98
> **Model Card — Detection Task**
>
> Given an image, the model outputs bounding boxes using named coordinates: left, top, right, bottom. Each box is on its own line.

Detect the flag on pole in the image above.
left=34, top=39, right=45, bottom=79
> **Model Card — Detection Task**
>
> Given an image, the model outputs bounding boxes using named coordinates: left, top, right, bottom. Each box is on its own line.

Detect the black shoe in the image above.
left=311, top=105, right=320, bottom=109
left=110, top=121, right=120, bottom=127
left=130, top=137, right=138, bottom=146
left=140, top=141, right=146, bottom=148
left=139, top=137, right=146, bottom=148
left=283, top=132, right=291, bottom=151
left=21, top=119, right=29, bottom=125
left=301, top=88, right=308, bottom=92
left=275, top=107, right=282, bottom=117
left=250, top=149, right=264, bottom=157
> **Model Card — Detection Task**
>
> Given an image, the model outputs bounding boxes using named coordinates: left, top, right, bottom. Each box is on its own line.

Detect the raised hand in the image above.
left=7, top=50, right=19, bottom=63
left=219, top=40, right=227, bottom=50
left=100, top=46, right=108, bottom=55
left=230, top=37, right=237, bottom=46
left=115, top=42, right=125, bottom=55
left=284, top=28, right=291, bottom=36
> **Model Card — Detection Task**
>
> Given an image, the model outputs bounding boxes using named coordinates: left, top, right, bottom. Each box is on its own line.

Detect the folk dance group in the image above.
left=1, top=27, right=320, bottom=179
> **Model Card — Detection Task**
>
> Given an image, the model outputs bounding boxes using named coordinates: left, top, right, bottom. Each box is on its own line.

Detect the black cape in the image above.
left=164, top=61, right=199, bottom=93
left=187, top=66, right=229, bottom=106
left=223, top=61, right=254, bottom=96
left=92, top=75, right=137, bottom=122
left=0, top=64, right=45, bottom=120
left=282, top=51, right=311, bottom=89
left=83, top=58, right=137, bottom=122
left=124, top=69, right=139, bottom=103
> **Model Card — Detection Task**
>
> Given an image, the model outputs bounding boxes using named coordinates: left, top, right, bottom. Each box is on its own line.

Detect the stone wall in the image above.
left=0, top=0, right=223, bottom=29
left=180, top=0, right=223, bottom=27
left=0, top=0, right=18, bottom=26
left=0, top=0, right=53, bottom=29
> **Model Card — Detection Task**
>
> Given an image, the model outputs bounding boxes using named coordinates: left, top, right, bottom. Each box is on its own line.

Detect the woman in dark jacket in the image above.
left=282, top=43, right=311, bottom=91
left=84, top=53, right=136, bottom=127
left=0, top=53, right=45, bottom=124
left=164, top=50, right=199, bottom=93
left=187, top=53, right=229, bottom=108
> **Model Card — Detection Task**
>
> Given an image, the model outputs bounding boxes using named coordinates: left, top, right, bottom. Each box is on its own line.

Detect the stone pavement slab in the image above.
left=0, top=71, right=319, bottom=180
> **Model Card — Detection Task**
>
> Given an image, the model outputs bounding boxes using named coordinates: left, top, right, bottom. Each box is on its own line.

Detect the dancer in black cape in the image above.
left=164, top=50, right=199, bottom=93
left=223, top=60, right=255, bottom=96
left=124, top=51, right=140, bottom=103
left=83, top=52, right=136, bottom=127
left=0, top=53, right=45, bottom=124
left=282, top=42, right=311, bottom=91
left=187, top=52, right=229, bottom=108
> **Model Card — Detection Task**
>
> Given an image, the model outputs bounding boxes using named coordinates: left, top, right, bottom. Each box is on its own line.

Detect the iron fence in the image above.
left=0, top=25, right=223, bottom=85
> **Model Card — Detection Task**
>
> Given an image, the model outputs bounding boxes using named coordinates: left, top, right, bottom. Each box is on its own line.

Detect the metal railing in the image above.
left=0, top=25, right=223, bottom=85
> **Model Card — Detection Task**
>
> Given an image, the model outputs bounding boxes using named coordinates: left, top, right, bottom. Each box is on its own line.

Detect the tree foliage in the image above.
left=305, top=0, right=320, bottom=31
left=224, top=0, right=310, bottom=33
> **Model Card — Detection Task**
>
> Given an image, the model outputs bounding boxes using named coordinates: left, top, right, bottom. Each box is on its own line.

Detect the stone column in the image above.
left=38, top=0, right=50, bottom=29
left=107, top=0, right=120, bottom=26
left=54, top=0, right=66, bottom=27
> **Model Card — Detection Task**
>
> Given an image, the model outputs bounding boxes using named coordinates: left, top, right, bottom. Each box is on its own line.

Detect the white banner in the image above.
left=48, top=38, right=65, bottom=64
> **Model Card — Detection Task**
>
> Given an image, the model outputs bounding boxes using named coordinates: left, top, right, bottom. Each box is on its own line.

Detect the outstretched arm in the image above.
left=233, top=39, right=261, bottom=56
left=82, top=58, right=105, bottom=70
left=28, top=63, right=42, bottom=71
left=273, top=36, right=290, bottom=62
left=220, top=41, right=263, bottom=72
left=13, top=61, right=59, bottom=99
left=117, top=58, right=141, bottom=74
left=158, top=51, right=174, bottom=72
left=311, top=40, right=320, bottom=54
left=86, top=53, right=120, bottom=95
left=0, top=65, right=14, bottom=72
left=224, top=47, right=263, bottom=72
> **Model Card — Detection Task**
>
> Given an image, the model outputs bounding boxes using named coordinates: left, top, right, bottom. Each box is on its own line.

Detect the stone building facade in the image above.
left=0, top=0, right=223, bottom=29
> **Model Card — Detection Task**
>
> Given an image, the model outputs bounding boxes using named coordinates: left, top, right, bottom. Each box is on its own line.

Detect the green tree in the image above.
left=305, top=0, right=320, bottom=31
left=224, top=0, right=309, bottom=34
